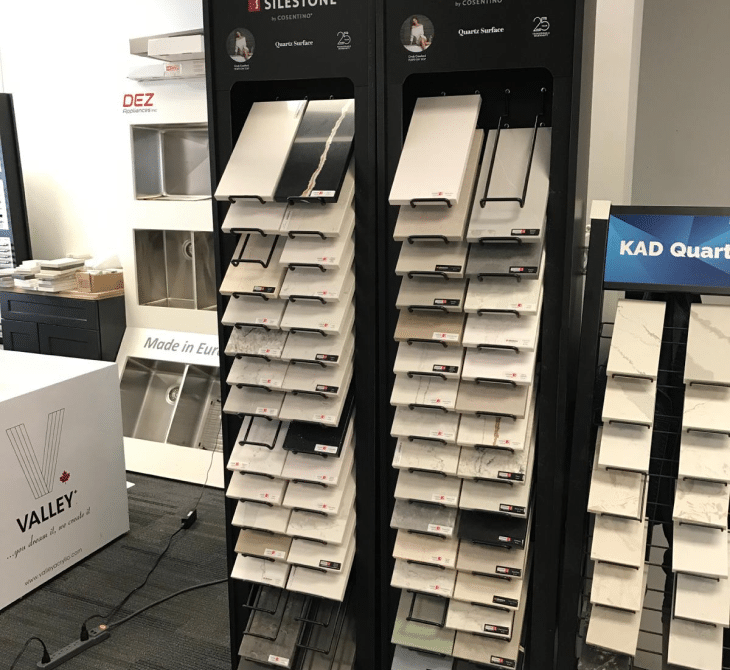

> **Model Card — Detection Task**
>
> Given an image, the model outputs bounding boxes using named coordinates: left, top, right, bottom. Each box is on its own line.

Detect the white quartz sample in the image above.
left=590, top=561, right=646, bottom=612
left=223, top=385, right=285, bottom=419
left=231, top=553, right=291, bottom=588
left=280, top=433, right=353, bottom=486
left=225, top=327, right=289, bottom=358
left=227, top=357, right=290, bottom=389
left=456, top=535, right=530, bottom=579
left=390, top=374, right=460, bottom=410
left=462, top=309, right=542, bottom=352
left=673, top=478, right=729, bottom=529
left=457, top=440, right=532, bottom=483
left=452, top=569, right=524, bottom=609
left=393, top=341, right=465, bottom=379
left=590, top=516, right=647, bottom=570
left=587, top=441, right=645, bottom=520
left=232, top=501, right=292, bottom=534
left=673, top=523, right=728, bottom=579
left=444, top=599, right=514, bottom=639
left=456, top=397, right=534, bottom=452
left=280, top=265, right=354, bottom=304
left=392, top=439, right=461, bottom=475
left=222, top=295, right=287, bottom=329
left=675, top=571, right=730, bottom=627
left=461, top=347, right=537, bottom=385
left=279, top=227, right=354, bottom=270
left=286, top=534, right=354, bottom=602
left=667, top=617, right=723, bottom=670
left=394, top=470, right=462, bottom=508
left=685, top=304, right=730, bottom=386
left=597, top=421, right=653, bottom=474
left=286, top=503, right=355, bottom=546
left=601, top=376, right=656, bottom=428
left=391, top=406, right=461, bottom=444
left=391, top=558, right=456, bottom=598
left=395, top=241, right=470, bottom=279
left=464, top=267, right=543, bottom=316
left=392, top=528, right=459, bottom=568
left=227, top=441, right=288, bottom=478
left=396, top=277, right=468, bottom=314
left=683, top=383, right=730, bottom=434
left=606, top=299, right=665, bottom=381
left=279, top=385, right=352, bottom=427
left=679, top=430, right=730, bottom=484
left=226, top=472, right=288, bottom=506
left=390, top=499, right=458, bottom=538
left=283, top=467, right=354, bottom=516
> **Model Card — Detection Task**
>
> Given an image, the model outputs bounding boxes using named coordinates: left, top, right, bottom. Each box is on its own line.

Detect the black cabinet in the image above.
left=1, top=289, right=125, bottom=361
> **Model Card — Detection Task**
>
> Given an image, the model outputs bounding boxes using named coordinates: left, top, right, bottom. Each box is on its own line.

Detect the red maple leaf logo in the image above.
left=60, top=471, right=70, bottom=483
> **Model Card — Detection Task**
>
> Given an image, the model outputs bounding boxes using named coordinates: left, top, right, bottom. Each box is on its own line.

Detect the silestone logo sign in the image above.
left=251, top=0, right=339, bottom=10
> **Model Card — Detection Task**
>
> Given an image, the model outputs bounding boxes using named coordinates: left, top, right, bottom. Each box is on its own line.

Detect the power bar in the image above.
left=37, top=626, right=111, bottom=669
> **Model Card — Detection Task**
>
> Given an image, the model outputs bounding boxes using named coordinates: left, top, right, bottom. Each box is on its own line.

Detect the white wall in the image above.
left=632, top=0, right=730, bottom=206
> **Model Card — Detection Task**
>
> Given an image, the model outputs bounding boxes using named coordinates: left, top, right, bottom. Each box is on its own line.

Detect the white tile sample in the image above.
left=231, top=553, right=292, bottom=588
left=675, top=571, right=730, bottom=627
left=222, top=295, right=287, bottom=329
left=227, top=357, right=290, bottom=390
left=279, top=286, right=355, bottom=335
left=606, top=299, right=665, bottom=381
left=465, top=240, right=544, bottom=279
left=464, top=264, right=544, bottom=316
left=456, top=535, right=530, bottom=579
left=667, top=618, right=723, bottom=670
left=673, top=523, right=728, bottom=579
left=215, top=99, right=306, bottom=202
left=462, top=309, right=541, bottom=352
left=601, top=376, right=656, bottom=428
left=223, top=385, right=285, bottom=419
left=280, top=431, right=354, bottom=486
left=226, top=472, right=288, bottom=506
left=461, top=347, right=537, bottom=385
left=280, top=226, right=354, bottom=271
left=391, top=590, right=455, bottom=656
left=590, top=516, right=647, bottom=570
left=287, top=530, right=354, bottom=573
left=286, top=535, right=355, bottom=602
left=279, top=382, right=352, bottom=427
left=280, top=265, right=354, bottom=303
left=391, top=646, right=454, bottom=670
left=389, top=95, right=482, bottom=207
left=219, top=235, right=287, bottom=298
left=282, top=358, right=351, bottom=396
left=394, top=470, right=462, bottom=508
left=393, top=439, right=460, bottom=475
left=280, top=329, right=354, bottom=367
left=391, top=374, right=460, bottom=411
left=453, top=570, right=525, bottom=610
left=679, top=431, right=730, bottom=484
left=392, top=528, right=459, bottom=568
left=225, top=327, right=289, bottom=359
left=466, top=127, right=551, bottom=242
left=683, top=384, right=730, bottom=435
left=221, top=200, right=287, bottom=235
left=287, top=502, right=355, bottom=546
left=390, top=499, right=458, bottom=538
left=396, top=277, right=468, bottom=314
left=227, top=442, right=288, bottom=478
left=391, top=406, right=461, bottom=445
left=283, top=467, right=355, bottom=516
left=396, top=241, right=470, bottom=279
left=673, top=478, right=729, bottom=529
left=597, top=421, right=653, bottom=474
left=590, top=560, right=646, bottom=612
left=685, top=304, right=730, bottom=386
left=444, top=599, right=514, bottom=639
left=455, top=380, right=529, bottom=419
left=391, top=558, right=456, bottom=598
left=394, top=311, right=466, bottom=346
left=587, top=445, right=645, bottom=520
left=232, top=501, right=292, bottom=534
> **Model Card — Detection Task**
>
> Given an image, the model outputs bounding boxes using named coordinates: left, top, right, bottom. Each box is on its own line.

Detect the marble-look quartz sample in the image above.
left=394, top=311, right=466, bottom=346
left=223, top=385, right=285, bottom=419
left=597, top=422, right=653, bottom=474
left=231, top=553, right=291, bottom=588
left=456, top=532, right=530, bottom=579
left=606, top=299, right=665, bottom=381
left=389, top=95, right=482, bottom=207
left=394, top=469, right=463, bottom=508
left=682, top=383, right=730, bottom=434
left=675, top=570, right=730, bottom=627
left=227, top=441, right=288, bottom=478
left=391, top=558, right=457, bottom=598
left=280, top=329, right=354, bottom=367
left=274, top=99, right=355, bottom=203
left=444, top=599, right=514, bottom=639
left=287, top=528, right=354, bottom=573
left=391, top=645, right=455, bottom=670
left=235, top=528, right=292, bottom=561
left=601, top=376, right=656, bottom=428
left=458, top=510, right=528, bottom=549
left=232, top=501, right=291, bottom=534
left=464, top=264, right=544, bottom=316
left=219, top=236, right=287, bottom=298
left=451, top=628, right=521, bottom=667
left=456, top=398, right=534, bottom=452
left=281, top=357, right=351, bottom=396
left=452, top=569, right=525, bottom=610
left=396, top=241, right=470, bottom=279
left=283, top=467, right=355, bottom=516
left=286, top=501, right=355, bottom=545
left=221, top=199, right=287, bottom=235
left=461, top=347, right=537, bottom=386
left=227, top=357, right=290, bottom=390
left=393, top=439, right=461, bottom=475
left=393, top=341, right=465, bottom=379
left=283, top=401, right=354, bottom=456
left=590, top=559, right=646, bottom=612
left=590, top=515, right=647, bottom=569
left=587, top=446, right=645, bottom=520
left=390, top=499, right=458, bottom=538
left=222, top=295, right=287, bottom=329
left=465, top=239, right=544, bottom=280
left=279, top=382, right=352, bottom=427
left=673, top=523, right=729, bottom=579
left=226, top=472, right=288, bottom=506
left=455, top=380, right=529, bottom=419
left=678, top=430, right=730, bottom=484
left=391, top=589, right=455, bottom=655
left=280, top=265, right=354, bottom=304
left=286, top=534, right=355, bottom=602
left=237, top=417, right=290, bottom=449
left=673, top=478, right=729, bottom=529
left=279, top=225, right=355, bottom=271
left=396, top=277, right=468, bottom=314
left=225, top=327, right=289, bottom=359
left=466, top=127, right=550, bottom=243
left=392, top=528, right=459, bottom=568
left=279, top=286, right=355, bottom=336
left=585, top=567, right=648, bottom=657
left=457, top=435, right=533, bottom=483
left=391, top=374, right=460, bottom=411
left=215, top=99, right=305, bottom=202
left=685, top=304, right=730, bottom=387
left=280, top=430, right=354, bottom=486
left=462, top=309, right=542, bottom=352
left=279, top=163, right=355, bottom=238
left=667, top=617, right=723, bottom=670
left=391, top=406, right=461, bottom=444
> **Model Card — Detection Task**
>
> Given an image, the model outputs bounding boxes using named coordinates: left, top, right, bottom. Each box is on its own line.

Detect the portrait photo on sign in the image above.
left=227, top=28, right=256, bottom=62
left=400, top=15, right=434, bottom=52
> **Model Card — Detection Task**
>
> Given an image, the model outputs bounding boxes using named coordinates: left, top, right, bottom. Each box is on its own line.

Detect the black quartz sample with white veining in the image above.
left=458, top=509, right=528, bottom=548
left=282, top=389, right=354, bottom=456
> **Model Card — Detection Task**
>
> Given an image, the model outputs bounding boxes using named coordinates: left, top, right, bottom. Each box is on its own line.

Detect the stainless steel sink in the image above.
left=167, top=364, right=222, bottom=450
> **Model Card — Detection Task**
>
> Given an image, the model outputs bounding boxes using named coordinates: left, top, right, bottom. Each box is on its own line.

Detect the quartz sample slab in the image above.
left=678, top=430, right=730, bottom=484
left=232, top=501, right=291, bottom=534
left=673, top=523, right=728, bottom=579
left=279, top=286, right=355, bottom=336
left=590, top=560, right=646, bottom=612
left=231, top=553, right=291, bottom=588
left=457, top=431, right=533, bottom=483
left=597, top=422, right=653, bottom=474
left=279, top=225, right=355, bottom=271
left=222, top=295, right=287, bottom=329
left=280, top=329, right=354, bottom=367
left=390, top=499, right=458, bottom=538
left=586, top=567, right=648, bottom=656
left=286, top=534, right=355, bottom=601
left=601, top=377, right=656, bottom=428
left=673, top=478, right=729, bottom=529
left=221, top=200, right=287, bottom=235
left=274, top=98, right=355, bottom=203
left=396, top=241, right=470, bottom=279
left=394, top=311, right=466, bottom=346
left=455, top=380, right=529, bottom=419
left=279, top=379, right=353, bottom=427
left=465, top=240, right=544, bottom=280
left=227, top=440, right=288, bottom=478
left=282, top=358, right=351, bottom=396
left=394, top=341, right=465, bottom=379
left=390, top=95, right=482, bottom=207
left=606, top=299, right=665, bottom=381
left=685, top=304, right=730, bottom=387
left=219, top=235, right=287, bottom=298
left=458, top=510, right=528, bottom=549
left=215, top=99, right=305, bottom=202
left=391, top=589, right=456, bottom=655
left=466, top=127, right=551, bottom=243
left=461, top=347, right=537, bottom=385
left=223, top=385, right=286, bottom=419
left=391, top=558, right=457, bottom=597
left=587, top=445, right=645, bottom=520
left=280, top=265, right=354, bottom=304
left=280, top=428, right=354, bottom=486
left=393, top=439, right=461, bottom=475
left=226, top=472, right=288, bottom=506
left=456, top=400, right=534, bottom=452
left=462, top=309, right=542, bottom=352
left=283, top=400, right=354, bottom=456
left=464, top=265, right=544, bottom=316
left=392, top=129, right=483, bottom=246
left=283, top=466, right=355, bottom=516
left=445, top=599, right=514, bottom=640
left=396, top=277, right=468, bottom=314
left=682, top=383, right=730, bottom=434
left=452, top=622, right=524, bottom=668
left=452, top=569, right=525, bottom=610
left=590, top=515, right=647, bottom=570
left=227, top=357, right=290, bottom=390
left=675, top=569, right=730, bottom=627
left=236, top=417, right=290, bottom=449
left=279, top=163, right=355, bottom=238
left=456, top=532, right=530, bottom=579
left=287, top=527, right=355, bottom=573
left=391, top=406, right=461, bottom=444
left=287, top=499, right=355, bottom=546
left=391, top=374, right=460, bottom=411
left=667, top=618, right=723, bottom=670
left=235, top=528, right=292, bottom=561
left=392, top=527, right=459, bottom=568
left=394, top=469, right=463, bottom=508
left=225, top=327, right=289, bottom=360
left=391, top=645, right=455, bottom=670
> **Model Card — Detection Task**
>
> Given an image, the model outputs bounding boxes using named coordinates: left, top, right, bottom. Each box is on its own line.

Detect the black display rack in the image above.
left=557, top=206, right=730, bottom=669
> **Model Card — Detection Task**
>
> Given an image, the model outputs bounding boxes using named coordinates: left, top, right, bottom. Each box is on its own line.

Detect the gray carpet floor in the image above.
left=0, top=473, right=231, bottom=669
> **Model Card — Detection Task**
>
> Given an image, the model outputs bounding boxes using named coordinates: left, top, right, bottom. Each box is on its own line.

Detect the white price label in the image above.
left=430, top=554, right=454, bottom=566
left=313, top=414, right=335, bottom=423
left=429, top=583, right=452, bottom=596
left=255, top=316, right=278, bottom=326
left=259, top=377, right=282, bottom=388
left=432, top=332, right=458, bottom=342
left=317, top=502, right=335, bottom=512
left=258, top=347, right=282, bottom=357
left=264, top=548, right=286, bottom=559
left=314, top=444, right=338, bottom=454
left=317, top=321, right=338, bottom=331
left=310, top=190, right=335, bottom=198
left=316, top=290, right=339, bottom=299
left=427, top=524, right=453, bottom=536
left=497, top=438, right=520, bottom=448
left=431, top=494, right=457, bottom=505
left=257, top=491, right=279, bottom=503
left=268, top=655, right=290, bottom=667
left=256, top=407, right=279, bottom=417
left=427, top=397, right=453, bottom=408
left=508, top=302, right=536, bottom=312
left=428, top=430, right=455, bottom=440
left=316, top=256, right=336, bottom=263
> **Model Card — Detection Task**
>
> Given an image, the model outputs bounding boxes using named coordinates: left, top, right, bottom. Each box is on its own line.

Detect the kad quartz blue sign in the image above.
left=605, top=212, right=730, bottom=291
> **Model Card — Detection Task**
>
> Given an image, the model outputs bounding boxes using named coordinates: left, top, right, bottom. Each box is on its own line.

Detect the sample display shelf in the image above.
left=558, top=207, right=730, bottom=670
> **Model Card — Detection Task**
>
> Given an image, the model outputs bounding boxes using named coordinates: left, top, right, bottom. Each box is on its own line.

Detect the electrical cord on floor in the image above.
left=8, top=636, right=51, bottom=670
